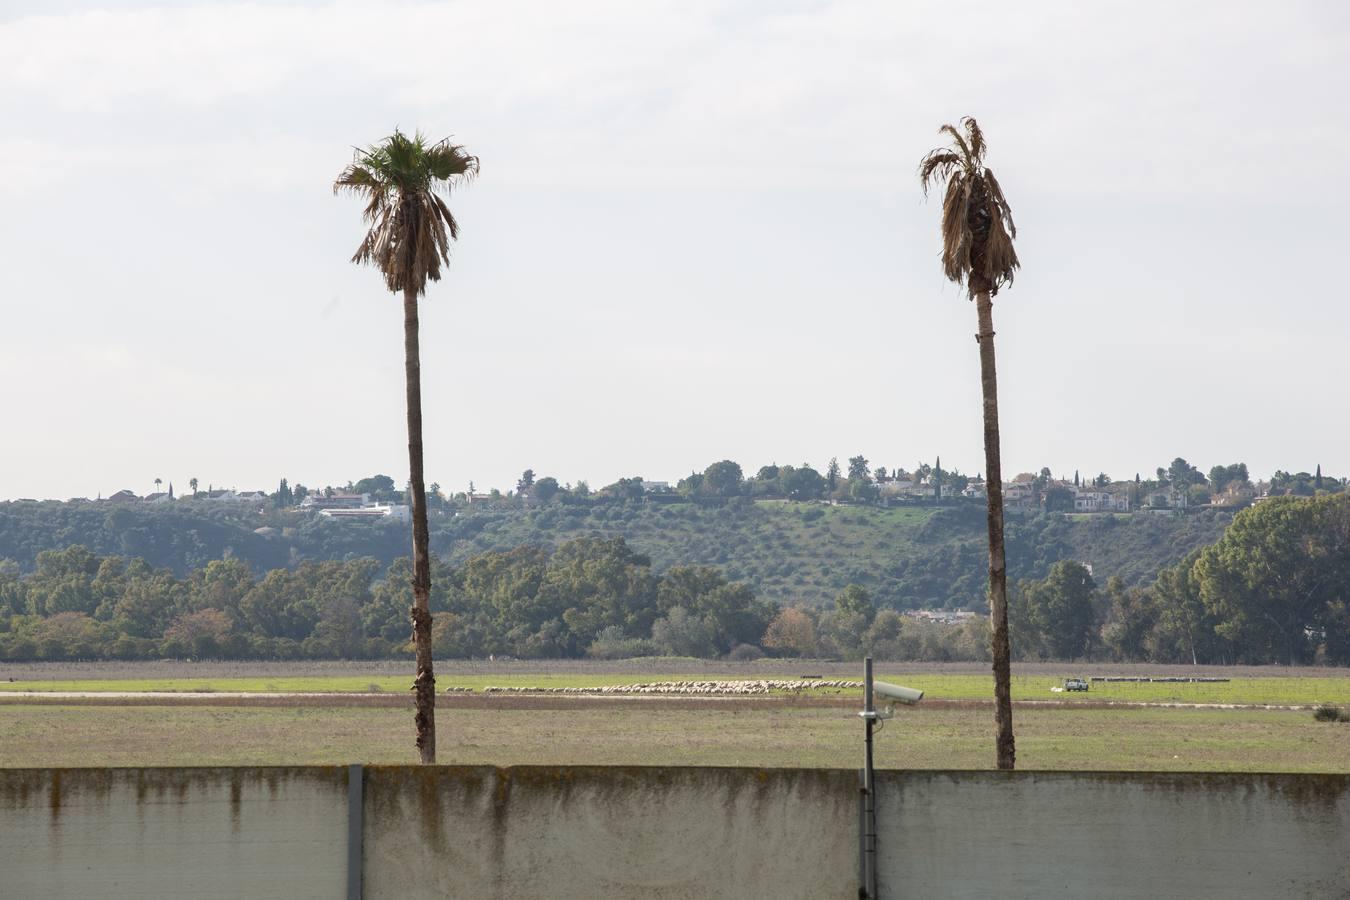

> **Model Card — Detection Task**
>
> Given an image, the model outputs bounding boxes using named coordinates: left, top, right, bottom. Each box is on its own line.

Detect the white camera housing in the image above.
left=872, top=680, right=924, bottom=705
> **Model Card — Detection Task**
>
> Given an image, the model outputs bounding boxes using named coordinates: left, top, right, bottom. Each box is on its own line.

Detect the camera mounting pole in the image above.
left=858, top=660, right=921, bottom=899
left=861, top=656, right=878, bottom=899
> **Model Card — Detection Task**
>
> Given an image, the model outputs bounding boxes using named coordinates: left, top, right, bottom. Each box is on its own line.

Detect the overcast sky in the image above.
left=2, top=0, right=1348, bottom=501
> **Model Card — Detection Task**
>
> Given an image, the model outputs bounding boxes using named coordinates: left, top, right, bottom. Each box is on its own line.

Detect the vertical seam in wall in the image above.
left=347, top=764, right=364, bottom=900
left=858, top=768, right=866, bottom=897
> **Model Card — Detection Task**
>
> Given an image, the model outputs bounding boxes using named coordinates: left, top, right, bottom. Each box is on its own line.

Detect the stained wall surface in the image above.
left=877, top=771, right=1350, bottom=900
left=361, top=765, right=858, bottom=900
left=0, top=767, right=350, bottom=898
left=1, top=766, right=1348, bottom=899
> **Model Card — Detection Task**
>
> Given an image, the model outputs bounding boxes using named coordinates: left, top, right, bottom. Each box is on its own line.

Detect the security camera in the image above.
left=872, top=680, right=924, bottom=705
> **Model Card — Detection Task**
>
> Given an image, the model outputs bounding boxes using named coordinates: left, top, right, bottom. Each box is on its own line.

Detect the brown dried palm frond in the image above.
left=962, top=117, right=986, bottom=166
left=334, top=130, right=478, bottom=297
left=941, top=175, right=971, bottom=283
left=917, top=117, right=1019, bottom=297
left=919, top=150, right=963, bottom=197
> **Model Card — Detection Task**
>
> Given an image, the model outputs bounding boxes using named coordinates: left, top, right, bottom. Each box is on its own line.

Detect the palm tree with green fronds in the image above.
left=919, top=117, right=1020, bottom=769
left=335, top=130, right=478, bottom=764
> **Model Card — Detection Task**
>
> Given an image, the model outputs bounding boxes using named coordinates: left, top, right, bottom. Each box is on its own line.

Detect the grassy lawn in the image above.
left=2, top=703, right=1346, bottom=771
left=5, top=671, right=1350, bottom=705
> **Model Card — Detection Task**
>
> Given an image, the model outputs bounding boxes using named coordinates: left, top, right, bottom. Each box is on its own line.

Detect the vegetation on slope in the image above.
left=0, top=498, right=1232, bottom=612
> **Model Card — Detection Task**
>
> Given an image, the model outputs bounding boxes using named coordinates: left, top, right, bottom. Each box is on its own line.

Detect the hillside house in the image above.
left=301, top=493, right=369, bottom=510
left=1002, top=482, right=1035, bottom=511
left=319, top=504, right=410, bottom=524
left=1073, top=488, right=1130, bottom=512
left=1145, top=488, right=1188, bottom=511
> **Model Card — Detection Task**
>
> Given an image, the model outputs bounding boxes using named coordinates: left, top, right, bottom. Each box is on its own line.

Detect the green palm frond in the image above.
left=334, top=129, right=478, bottom=296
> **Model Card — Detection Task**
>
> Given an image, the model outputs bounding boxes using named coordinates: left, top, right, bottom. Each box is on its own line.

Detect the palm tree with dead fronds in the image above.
left=919, top=117, right=1019, bottom=769
left=335, top=130, right=478, bottom=764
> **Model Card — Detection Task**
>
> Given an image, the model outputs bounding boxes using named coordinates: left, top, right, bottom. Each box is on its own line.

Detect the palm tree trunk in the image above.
left=403, top=287, right=436, bottom=765
left=976, top=291, right=1015, bottom=770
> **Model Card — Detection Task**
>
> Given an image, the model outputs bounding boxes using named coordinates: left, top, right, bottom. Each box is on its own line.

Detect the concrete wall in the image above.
left=363, top=766, right=856, bottom=900
left=2, top=766, right=1348, bottom=899
left=0, top=767, right=350, bottom=898
left=878, top=771, right=1350, bottom=900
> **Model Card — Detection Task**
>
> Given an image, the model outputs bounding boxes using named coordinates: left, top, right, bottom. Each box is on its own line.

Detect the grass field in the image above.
left=4, top=662, right=1347, bottom=773
left=3, top=703, right=1347, bottom=772
left=5, top=671, right=1350, bottom=705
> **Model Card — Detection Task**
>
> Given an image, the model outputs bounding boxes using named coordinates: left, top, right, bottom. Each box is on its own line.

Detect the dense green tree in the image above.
left=701, top=461, right=745, bottom=499
left=835, top=584, right=877, bottom=624
left=762, top=607, right=817, bottom=657
left=533, top=477, right=560, bottom=503
left=602, top=477, right=646, bottom=501
left=847, top=456, right=871, bottom=482
left=1167, top=458, right=1203, bottom=488
left=0, top=559, right=23, bottom=618
left=353, top=474, right=398, bottom=500
left=826, top=458, right=840, bottom=492
left=1147, top=551, right=1219, bottom=664
left=779, top=465, right=826, bottom=501
left=1193, top=494, right=1349, bottom=664
left=755, top=464, right=780, bottom=482
left=1100, top=576, right=1154, bottom=661
left=1019, top=561, right=1099, bottom=660
left=676, top=472, right=703, bottom=497
left=545, top=538, right=659, bottom=654
left=1043, top=485, right=1075, bottom=513
left=651, top=607, right=715, bottom=657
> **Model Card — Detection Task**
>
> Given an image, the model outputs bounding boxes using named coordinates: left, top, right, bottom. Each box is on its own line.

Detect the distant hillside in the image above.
left=0, top=499, right=1232, bottom=611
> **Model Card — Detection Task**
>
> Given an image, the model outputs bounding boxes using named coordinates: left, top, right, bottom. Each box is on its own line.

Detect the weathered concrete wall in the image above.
left=362, top=765, right=857, bottom=900
left=2, top=766, right=1348, bottom=899
left=876, top=771, right=1350, bottom=899
left=0, top=767, right=350, bottom=898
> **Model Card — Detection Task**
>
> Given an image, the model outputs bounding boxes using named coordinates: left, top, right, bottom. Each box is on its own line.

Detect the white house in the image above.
left=301, top=493, right=369, bottom=510
left=319, top=503, right=410, bottom=524
left=1073, top=488, right=1131, bottom=513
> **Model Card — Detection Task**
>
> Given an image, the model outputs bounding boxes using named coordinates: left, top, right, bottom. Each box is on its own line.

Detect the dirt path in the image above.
left=0, top=690, right=1325, bottom=713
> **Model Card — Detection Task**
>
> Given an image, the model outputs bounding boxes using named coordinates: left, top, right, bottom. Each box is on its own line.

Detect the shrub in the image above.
left=1313, top=705, right=1347, bottom=722
left=586, top=626, right=657, bottom=660
left=727, top=643, right=764, bottom=662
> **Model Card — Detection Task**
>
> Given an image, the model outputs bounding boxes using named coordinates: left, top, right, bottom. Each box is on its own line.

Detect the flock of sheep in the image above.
left=447, top=679, right=864, bottom=696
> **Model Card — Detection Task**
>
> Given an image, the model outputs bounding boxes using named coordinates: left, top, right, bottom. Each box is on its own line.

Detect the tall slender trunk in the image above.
left=976, top=291, right=1015, bottom=770
left=403, top=287, right=436, bottom=765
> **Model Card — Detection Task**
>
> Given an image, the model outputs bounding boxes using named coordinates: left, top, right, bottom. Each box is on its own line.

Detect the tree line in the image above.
left=0, top=538, right=774, bottom=662
left=1, top=493, right=1344, bottom=666
left=108, top=453, right=1343, bottom=516
left=1004, top=494, right=1350, bottom=666
left=0, top=496, right=1232, bottom=611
